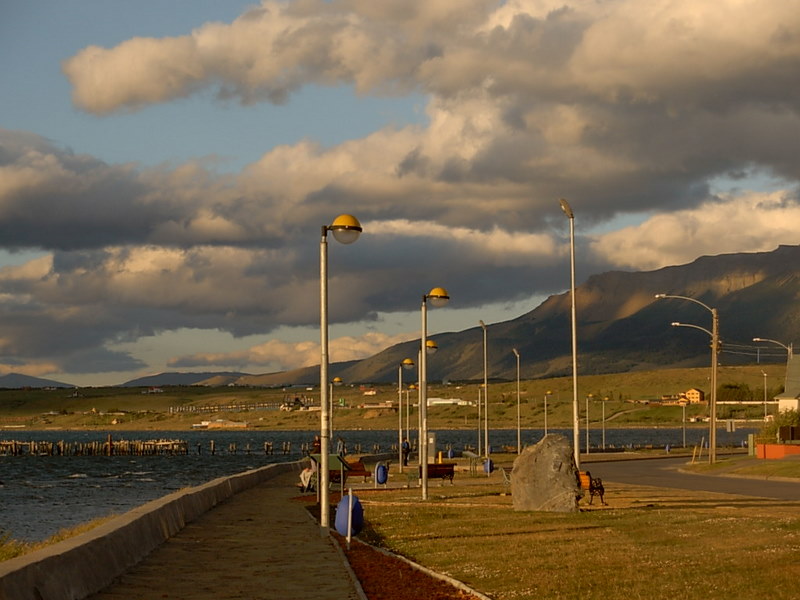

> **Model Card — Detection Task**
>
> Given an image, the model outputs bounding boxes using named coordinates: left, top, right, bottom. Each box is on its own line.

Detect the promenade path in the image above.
left=86, top=471, right=362, bottom=600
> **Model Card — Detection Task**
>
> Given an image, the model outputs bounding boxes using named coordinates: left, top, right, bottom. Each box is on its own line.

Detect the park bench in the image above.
left=578, top=470, right=606, bottom=505
left=420, top=462, right=456, bottom=485
left=343, top=459, right=371, bottom=483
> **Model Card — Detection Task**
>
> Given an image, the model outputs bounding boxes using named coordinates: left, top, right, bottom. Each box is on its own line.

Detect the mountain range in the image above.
left=53, top=244, right=800, bottom=389
left=0, top=373, right=74, bottom=389
left=175, top=244, right=797, bottom=388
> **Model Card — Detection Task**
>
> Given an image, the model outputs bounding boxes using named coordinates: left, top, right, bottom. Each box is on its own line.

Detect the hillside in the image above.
left=255, top=244, right=800, bottom=385
left=120, top=245, right=800, bottom=388
left=0, top=373, right=74, bottom=389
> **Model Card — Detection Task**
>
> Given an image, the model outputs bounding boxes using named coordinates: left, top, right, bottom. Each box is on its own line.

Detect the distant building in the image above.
left=776, top=352, right=800, bottom=413
left=684, top=388, right=705, bottom=404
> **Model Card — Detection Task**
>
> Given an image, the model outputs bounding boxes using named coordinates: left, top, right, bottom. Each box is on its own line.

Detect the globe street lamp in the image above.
left=329, top=376, right=343, bottom=439
left=559, top=198, right=581, bottom=468
left=512, top=348, right=521, bottom=453
left=659, top=290, right=719, bottom=464
left=398, top=358, right=415, bottom=472
left=479, top=320, right=489, bottom=457
left=420, top=287, right=450, bottom=500
left=319, top=214, right=361, bottom=531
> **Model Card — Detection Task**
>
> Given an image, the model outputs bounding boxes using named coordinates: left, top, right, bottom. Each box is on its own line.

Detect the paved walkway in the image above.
left=86, top=472, right=362, bottom=600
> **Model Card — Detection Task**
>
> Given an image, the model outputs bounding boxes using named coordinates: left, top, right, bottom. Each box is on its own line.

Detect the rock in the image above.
left=511, top=434, right=580, bottom=512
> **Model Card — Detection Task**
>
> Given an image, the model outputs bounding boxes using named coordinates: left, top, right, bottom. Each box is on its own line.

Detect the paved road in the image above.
left=589, top=456, right=800, bottom=500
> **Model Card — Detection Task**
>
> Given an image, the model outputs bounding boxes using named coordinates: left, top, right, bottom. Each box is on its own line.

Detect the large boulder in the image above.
left=511, top=434, right=580, bottom=512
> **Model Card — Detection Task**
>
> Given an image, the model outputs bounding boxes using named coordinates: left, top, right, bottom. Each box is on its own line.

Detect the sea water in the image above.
left=0, top=426, right=754, bottom=542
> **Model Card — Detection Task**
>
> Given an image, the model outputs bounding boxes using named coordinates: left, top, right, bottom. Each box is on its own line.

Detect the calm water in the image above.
left=0, top=426, right=754, bottom=542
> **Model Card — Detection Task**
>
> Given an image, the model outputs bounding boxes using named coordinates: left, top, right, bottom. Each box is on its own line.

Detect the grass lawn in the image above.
left=352, top=468, right=800, bottom=600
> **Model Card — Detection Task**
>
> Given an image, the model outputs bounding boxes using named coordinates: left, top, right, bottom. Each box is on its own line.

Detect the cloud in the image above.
left=168, top=331, right=417, bottom=371
left=591, top=189, right=800, bottom=271
left=8, top=0, right=800, bottom=379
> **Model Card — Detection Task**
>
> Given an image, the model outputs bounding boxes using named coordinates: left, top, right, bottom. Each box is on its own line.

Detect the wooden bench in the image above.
left=578, top=470, right=606, bottom=505
left=420, top=462, right=456, bottom=485
left=343, top=459, right=371, bottom=483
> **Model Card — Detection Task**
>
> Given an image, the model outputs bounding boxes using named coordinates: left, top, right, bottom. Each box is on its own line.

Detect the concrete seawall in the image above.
left=0, top=461, right=301, bottom=600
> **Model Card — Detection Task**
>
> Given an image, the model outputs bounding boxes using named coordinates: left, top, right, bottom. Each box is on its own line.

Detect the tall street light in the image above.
left=512, top=348, right=521, bottom=453
left=479, top=320, right=489, bottom=457
left=544, top=390, right=551, bottom=435
left=657, top=292, right=719, bottom=464
left=319, top=214, right=362, bottom=531
left=398, top=358, right=415, bottom=472
left=753, top=338, right=793, bottom=421
left=329, top=376, right=343, bottom=440
left=559, top=198, right=581, bottom=468
left=585, top=393, right=593, bottom=455
left=420, top=287, right=450, bottom=500
left=752, top=337, right=794, bottom=358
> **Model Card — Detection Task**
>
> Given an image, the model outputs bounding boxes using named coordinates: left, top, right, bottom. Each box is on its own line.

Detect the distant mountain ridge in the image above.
left=118, top=245, right=800, bottom=387
left=120, top=372, right=251, bottom=387
left=250, top=244, right=800, bottom=385
left=0, top=373, right=74, bottom=388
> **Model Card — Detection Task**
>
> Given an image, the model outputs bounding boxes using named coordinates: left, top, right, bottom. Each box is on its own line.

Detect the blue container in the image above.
left=335, top=494, right=364, bottom=537
left=483, top=458, right=494, bottom=474
left=375, top=463, right=388, bottom=485
left=447, top=448, right=454, bottom=459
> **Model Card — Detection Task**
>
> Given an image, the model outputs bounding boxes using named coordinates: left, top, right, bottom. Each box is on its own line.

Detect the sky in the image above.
left=1, top=0, right=800, bottom=387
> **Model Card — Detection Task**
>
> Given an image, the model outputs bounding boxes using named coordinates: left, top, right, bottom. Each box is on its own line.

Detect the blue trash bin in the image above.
left=375, top=462, right=388, bottom=485
left=334, top=494, right=364, bottom=537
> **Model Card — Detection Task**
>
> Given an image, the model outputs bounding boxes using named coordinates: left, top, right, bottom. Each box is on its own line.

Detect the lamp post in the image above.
left=319, top=214, right=362, bottom=531
left=406, top=382, right=415, bottom=445
left=420, top=287, right=450, bottom=500
left=329, top=376, right=343, bottom=439
left=657, top=292, right=719, bottom=464
left=585, top=393, right=592, bottom=454
left=682, top=402, right=686, bottom=447
left=752, top=337, right=793, bottom=358
left=479, top=320, right=489, bottom=457
left=398, top=358, right=415, bottom=472
left=602, top=397, right=608, bottom=450
left=476, top=386, right=482, bottom=455
left=559, top=198, right=581, bottom=468
left=544, top=390, right=551, bottom=435
left=512, top=348, right=521, bottom=453
left=753, top=338, right=793, bottom=421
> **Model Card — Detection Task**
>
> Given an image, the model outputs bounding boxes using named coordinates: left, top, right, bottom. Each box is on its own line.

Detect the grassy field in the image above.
left=0, top=364, right=786, bottom=431
left=354, top=455, right=800, bottom=600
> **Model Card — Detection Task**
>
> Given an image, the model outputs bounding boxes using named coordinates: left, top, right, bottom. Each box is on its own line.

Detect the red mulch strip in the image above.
left=333, top=534, right=481, bottom=600
left=295, top=494, right=481, bottom=600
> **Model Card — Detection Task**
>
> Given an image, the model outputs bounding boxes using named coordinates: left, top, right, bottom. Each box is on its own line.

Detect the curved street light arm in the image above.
left=752, top=337, right=792, bottom=356
left=655, top=293, right=713, bottom=314
left=672, top=321, right=713, bottom=338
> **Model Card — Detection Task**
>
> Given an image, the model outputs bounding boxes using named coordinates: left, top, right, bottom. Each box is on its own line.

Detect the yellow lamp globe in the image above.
left=426, top=286, right=450, bottom=308
left=329, top=214, right=362, bottom=244
left=425, top=339, right=438, bottom=354
left=402, top=358, right=415, bottom=370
